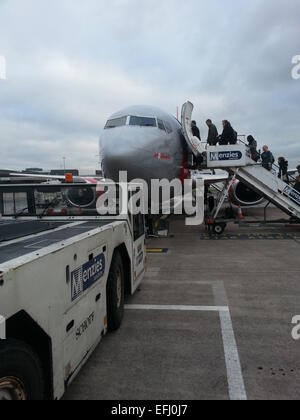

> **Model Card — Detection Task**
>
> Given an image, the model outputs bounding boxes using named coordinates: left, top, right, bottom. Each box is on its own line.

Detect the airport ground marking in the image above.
left=147, top=248, right=169, bottom=254
left=127, top=279, right=247, bottom=401
left=213, top=280, right=247, bottom=401
left=217, top=306, right=247, bottom=401
left=199, top=233, right=300, bottom=241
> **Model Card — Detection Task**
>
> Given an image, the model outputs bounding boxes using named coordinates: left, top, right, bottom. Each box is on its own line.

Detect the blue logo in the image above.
left=71, top=254, right=106, bottom=301
left=210, top=151, right=243, bottom=161
left=283, top=186, right=300, bottom=206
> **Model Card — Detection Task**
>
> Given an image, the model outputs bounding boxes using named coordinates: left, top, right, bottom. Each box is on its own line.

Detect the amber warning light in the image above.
left=65, top=173, right=73, bottom=183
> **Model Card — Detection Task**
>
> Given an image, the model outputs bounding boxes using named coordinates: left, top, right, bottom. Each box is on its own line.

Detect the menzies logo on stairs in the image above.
left=283, top=186, right=300, bottom=206
left=71, top=253, right=106, bottom=301
left=210, top=151, right=243, bottom=162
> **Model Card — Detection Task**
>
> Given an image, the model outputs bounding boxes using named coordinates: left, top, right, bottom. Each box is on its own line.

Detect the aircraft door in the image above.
left=181, top=102, right=206, bottom=157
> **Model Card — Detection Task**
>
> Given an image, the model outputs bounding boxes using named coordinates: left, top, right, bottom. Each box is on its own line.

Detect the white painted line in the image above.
left=125, top=304, right=229, bottom=312
left=125, top=298, right=247, bottom=401
left=212, top=281, right=247, bottom=401
left=219, top=310, right=247, bottom=401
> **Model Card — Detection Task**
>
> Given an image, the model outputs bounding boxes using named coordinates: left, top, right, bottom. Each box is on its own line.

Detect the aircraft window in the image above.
left=129, top=116, right=157, bottom=127
left=164, top=121, right=173, bottom=134
left=105, top=116, right=127, bottom=129
left=157, top=119, right=166, bottom=132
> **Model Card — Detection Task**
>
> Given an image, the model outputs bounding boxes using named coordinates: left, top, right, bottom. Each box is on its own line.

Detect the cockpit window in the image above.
left=157, top=119, right=166, bottom=131
left=105, top=116, right=127, bottom=129
left=164, top=121, right=173, bottom=134
left=129, top=116, right=157, bottom=127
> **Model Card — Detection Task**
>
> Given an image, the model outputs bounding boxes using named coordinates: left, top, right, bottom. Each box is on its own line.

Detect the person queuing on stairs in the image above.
left=294, top=176, right=300, bottom=193
left=190, top=121, right=203, bottom=168
left=191, top=120, right=201, bottom=140
left=219, top=120, right=237, bottom=145
left=247, top=135, right=260, bottom=162
left=261, top=146, right=275, bottom=171
left=206, top=119, right=219, bottom=146
left=278, top=157, right=289, bottom=184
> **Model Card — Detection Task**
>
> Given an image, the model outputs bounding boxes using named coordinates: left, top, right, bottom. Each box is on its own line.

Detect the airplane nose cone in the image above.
left=103, top=152, right=131, bottom=181
left=100, top=127, right=159, bottom=182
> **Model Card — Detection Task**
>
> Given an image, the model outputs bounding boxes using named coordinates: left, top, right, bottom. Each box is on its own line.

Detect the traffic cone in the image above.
left=237, top=205, right=243, bottom=220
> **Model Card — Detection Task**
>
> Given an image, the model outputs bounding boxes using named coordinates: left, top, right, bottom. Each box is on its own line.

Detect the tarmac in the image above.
left=64, top=207, right=300, bottom=400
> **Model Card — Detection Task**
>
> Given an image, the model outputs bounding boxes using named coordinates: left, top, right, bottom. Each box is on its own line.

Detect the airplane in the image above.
left=100, top=105, right=264, bottom=208
left=100, top=105, right=187, bottom=186
left=4, top=103, right=276, bottom=211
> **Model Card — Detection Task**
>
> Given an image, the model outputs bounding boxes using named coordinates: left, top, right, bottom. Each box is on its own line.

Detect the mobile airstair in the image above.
left=181, top=102, right=300, bottom=230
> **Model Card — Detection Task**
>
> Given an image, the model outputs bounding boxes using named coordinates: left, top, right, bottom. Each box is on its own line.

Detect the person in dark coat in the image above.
left=294, top=176, right=300, bottom=192
left=219, top=120, right=237, bottom=145
left=247, top=135, right=259, bottom=162
left=261, top=146, right=275, bottom=171
left=278, top=157, right=289, bottom=183
left=190, top=121, right=203, bottom=167
left=191, top=121, right=201, bottom=140
left=206, top=119, right=219, bottom=146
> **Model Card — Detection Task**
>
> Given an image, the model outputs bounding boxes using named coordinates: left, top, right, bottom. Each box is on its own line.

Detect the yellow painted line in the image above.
left=147, top=248, right=168, bottom=254
left=147, top=249, right=163, bottom=253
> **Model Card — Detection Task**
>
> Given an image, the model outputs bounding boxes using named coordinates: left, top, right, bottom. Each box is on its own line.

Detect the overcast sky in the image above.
left=0, top=0, right=299, bottom=173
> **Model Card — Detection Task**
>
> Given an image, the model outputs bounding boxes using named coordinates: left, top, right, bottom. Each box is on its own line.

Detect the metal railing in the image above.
left=237, top=135, right=297, bottom=184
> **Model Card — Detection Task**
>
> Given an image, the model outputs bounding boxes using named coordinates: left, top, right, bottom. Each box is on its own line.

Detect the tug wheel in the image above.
left=0, top=339, right=44, bottom=400
left=106, top=251, right=125, bottom=332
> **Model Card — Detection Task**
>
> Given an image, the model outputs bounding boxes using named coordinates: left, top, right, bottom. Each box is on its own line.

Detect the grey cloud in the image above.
left=0, top=0, right=299, bottom=172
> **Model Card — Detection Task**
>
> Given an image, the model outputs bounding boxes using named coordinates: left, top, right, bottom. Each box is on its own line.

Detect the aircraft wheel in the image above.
left=213, top=223, right=226, bottom=235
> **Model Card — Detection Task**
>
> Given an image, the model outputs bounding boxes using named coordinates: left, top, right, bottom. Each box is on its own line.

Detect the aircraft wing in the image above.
left=10, top=173, right=67, bottom=181
left=8, top=173, right=102, bottom=184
